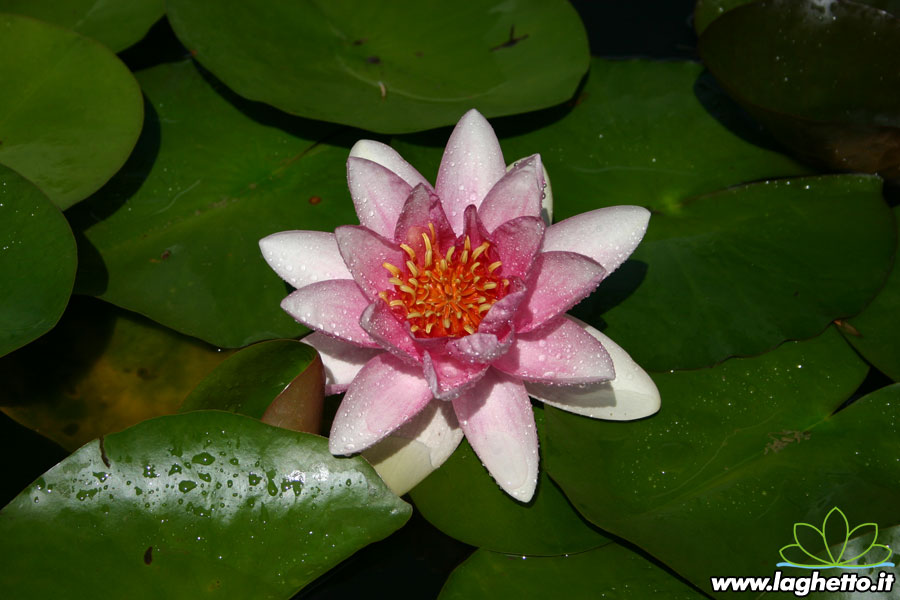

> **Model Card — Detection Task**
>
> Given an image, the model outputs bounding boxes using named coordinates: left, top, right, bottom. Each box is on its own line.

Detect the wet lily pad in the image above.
left=0, top=297, right=230, bottom=451
left=0, top=13, right=144, bottom=208
left=69, top=59, right=358, bottom=348
left=0, top=411, right=411, bottom=599
left=543, top=329, right=900, bottom=597
left=0, top=0, right=164, bottom=52
left=0, top=165, right=76, bottom=358
left=166, top=0, right=589, bottom=133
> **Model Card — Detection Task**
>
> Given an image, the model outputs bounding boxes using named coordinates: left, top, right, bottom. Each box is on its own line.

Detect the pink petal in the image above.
left=362, top=401, right=463, bottom=496
left=392, top=184, right=455, bottom=253
left=490, top=216, right=545, bottom=279
left=349, top=139, right=432, bottom=190
left=452, top=369, right=538, bottom=502
left=478, top=277, right=527, bottom=336
left=423, top=351, right=488, bottom=400
left=447, top=331, right=513, bottom=364
left=360, top=301, right=421, bottom=363
left=334, top=225, right=406, bottom=300
left=329, top=353, right=433, bottom=455
left=515, top=251, right=606, bottom=332
left=478, top=155, right=544, bottom=232
left=542, top=206, right=650, bottom=275
left=302, top=332, right=381, bottom=395
left=346, top=157, right=412, bottom=237
left=525, top=316, right=660, bottom=420
left=494, top=317, right=615, bottom=385
left=435, top=109, right=506, bottom=235
left=281, top=280, right=378, bottom=347
left=259, top=231, right=351, bottom=289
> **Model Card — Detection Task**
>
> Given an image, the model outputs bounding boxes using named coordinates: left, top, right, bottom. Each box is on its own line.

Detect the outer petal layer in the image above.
left=363, top=401, right=463, bottom=496
left=329, top=353, right=433, bottom=454
left=435, top=109, right=506, bottom=234
left=302, top=332, right=381, bottom=395
left=346, top=157, right=412, bottom=238
left=542, top=206, right=650, bottom=274
left=349, top=139, right=432, bottom=190
left=281, top=280, right=377, bottom=347
left=494, top=317, right=615, bottom=385
left=259, top=231, right=351, bottom=289
left=525, top=316, right=660, bottom=420
left=516, top=251, right=607, bottom=332
left=452, top=369, right=538, bottom=502
left=478, top=154, right=544, bottom=233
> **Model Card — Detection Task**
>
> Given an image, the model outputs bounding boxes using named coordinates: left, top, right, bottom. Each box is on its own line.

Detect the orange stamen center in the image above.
left=379, top=223, right=509, bottom=338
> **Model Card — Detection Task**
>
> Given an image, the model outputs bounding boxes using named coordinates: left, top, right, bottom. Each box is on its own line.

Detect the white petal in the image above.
left=302, top=332, right=381, bottom=395
left=363, top=402, right=463, bottom=496
left=542, top=205, right=649, bottom=274
left=526, top=316, right=660, bottom=420
left=259, top=231, right=351, bottom=289
left=349, top=140, right=432, bottom=189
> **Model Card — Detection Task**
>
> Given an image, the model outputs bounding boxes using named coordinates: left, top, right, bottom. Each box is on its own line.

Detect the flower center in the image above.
left=379, top=224, right=508, bottom=338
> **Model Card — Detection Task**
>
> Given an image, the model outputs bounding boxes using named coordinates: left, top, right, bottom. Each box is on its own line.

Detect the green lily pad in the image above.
left=411, top=408, right=608, bottom=556
left=698, top=0, right=900, bottom=179
left=0, top=13, right=144, bottom=209
left=0, top=297, right=231, bottom=451
left=0, top=164, right=76, bottom=358
left=575, top=174, right=894, bottom=371
left=439, top=544, right=705, bottom=600
left=69, top=59, right=359, bottom=348
left=0, top=0, right=164, bottom=52
left=393, top=58, right=810, bottom=220
left=166, top=0, right=589, bottom=133
left=181, top=339, right=324, bottom=434
left=0, top=411, right=411, bottom=599
left=696, top=0, right=900, bottom=34
left=843, top=206, right=900, bottom=381
left=542, top=329, right=900, bottom=597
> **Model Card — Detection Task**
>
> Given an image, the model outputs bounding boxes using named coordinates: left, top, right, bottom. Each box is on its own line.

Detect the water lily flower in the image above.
left=260, top=109, right=659, bottom=501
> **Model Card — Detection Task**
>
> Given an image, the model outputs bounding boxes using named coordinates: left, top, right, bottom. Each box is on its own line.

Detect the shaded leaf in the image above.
left=0, top=411, right=411, bottom=599
left=0, top=13, right=143, bottom=208
left=166, top=0, right=589, bottom=133
left=0, top=297, right=231, bottom=451
left=0, top=165, right=76, bottom=358
left=69, top=59, right=358, bottom=348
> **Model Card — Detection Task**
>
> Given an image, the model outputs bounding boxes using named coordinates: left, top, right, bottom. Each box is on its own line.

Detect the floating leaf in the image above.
left=166, top=0, right=589, bottom=133
left=69, top=60, right=358, bottom=348
left=0, top=0, right=164, bottom=52
left=440, top=544, right=705, bottom=599
left=0, top=411, right=411, bottom=599
left=0, top=165, right=76, bottom=358
left=0, top=14, right=143, bottom=208
left=0, top=297, right=231, bottom=451
left=543, top=330, right=900, bottom=596
left=181, top=339, right=324, bottom=434
left=411, top=408, right=608, bottom=556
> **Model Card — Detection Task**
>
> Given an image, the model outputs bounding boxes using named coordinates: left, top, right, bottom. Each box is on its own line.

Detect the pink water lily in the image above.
left=260, top=109, right=659, bottom=501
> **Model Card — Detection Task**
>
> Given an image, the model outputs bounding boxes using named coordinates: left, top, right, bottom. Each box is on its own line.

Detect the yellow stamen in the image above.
left=406, top=261, right=419, bottom=277
left=488, top=261, right=502, bottom=273
left=400, top=244, right=416, bottom=260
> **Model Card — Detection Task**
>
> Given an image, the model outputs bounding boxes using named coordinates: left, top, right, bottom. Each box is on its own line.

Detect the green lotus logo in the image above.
left=778, top=507, right=894, bottom=569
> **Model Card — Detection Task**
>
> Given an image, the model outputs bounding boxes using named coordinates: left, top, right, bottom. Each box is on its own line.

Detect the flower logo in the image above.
left=778, top=507, right=895, bottom=569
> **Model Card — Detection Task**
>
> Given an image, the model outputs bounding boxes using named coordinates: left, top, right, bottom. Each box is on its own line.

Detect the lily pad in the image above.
left=576, top=174, right=895, bottom=371
left=0, top=0, right=164, bottom=52
left=0, top=165, right=76, bottom=358
left=0, top=13, right=144, bottom=209
left=0, top=411, right=411, bottom=599
left=0, top=297, right=230, bottom=451
left=69, top=59, right=359, bottom=348
left=393, top=58, right=811, bottom=221
left=439, top=544, right=705, bottom=599
left=181, top=339, right=324, bottom=434
left=410, top=408, right=609, bottom=556
left=166, top=0, right=589, bottom=133
left=698, top=0, right=900, bottom=179
left=542, top=329, right=900, bottom=597
left=843, top=206, right=900, bottom=381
